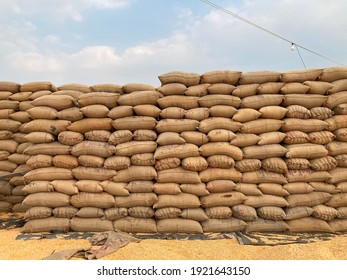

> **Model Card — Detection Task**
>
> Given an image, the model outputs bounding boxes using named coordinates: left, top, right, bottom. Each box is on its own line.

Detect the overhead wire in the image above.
left=199, top=0, right=346, bottom=67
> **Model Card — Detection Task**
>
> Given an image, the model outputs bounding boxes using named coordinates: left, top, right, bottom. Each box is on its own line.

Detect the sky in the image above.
left=0, top=0, right=346, bottom=87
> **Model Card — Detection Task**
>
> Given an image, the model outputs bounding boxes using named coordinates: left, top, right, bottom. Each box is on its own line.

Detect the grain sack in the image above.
left=157, top=167, right=200, bottom=184
left=23, top=142, right=71, bottom=156
left=282, top=94, right=328, bottom=109
left=52, top=155, right=78, bottom=169
left=334, top=128, right=347, bottom=142
left=70, top=192, right=115, bottom=208
left=180, top=208, right=209, bottom=221
left=76, top=207, right=105, bottom=218
left=22, top=181, right=53, bottom=194
left=20, top=81, right=56, bottom=92
left=258, top=183, right=289, bottom=196
left=117, top=91, right=161, bottom=106
left=286, top=169, right=332, bottom=182
left=326, top=115, right=347, bottom=131
left=131, top=153, right=155, bottom=166
left=71, top=217, right=114, bottom=232
left=198, top=95, right=241, bottom=108
left=0, top=151, right=10, bottom=161
left=242, top=170, right=287, bottom=184
left=238, top=70, right=280, bottom=84
left=231, top=205, right=257, bottom=221
left=284, top=206, right=314, bottom=220
left=184, top=83, right=210, bottom=97
left=200, top=192, right=246, bottom=208
left=206, top=130, right=234, bottom=142
left=310, top=156, right=337, bottom=171
left=157, top=218, right=202, bottom=233
left=258, top=106, right=288, bottom=120
left=283, top=131, right=309, bottom=144
left=7, top=153, right=30, bottom=165
left=24, top=167, right=73, bottom=182
left=158, top=83, right=187, bottom=96
left=335, top=154, right=347, bottom=167
left=108, top=106, right=133, bottom=119
left=286, top=192, right=332, bottom=208
left=67, top=118, right=112, bottom=133
left=312, top=205, right=339, bottom=221
left=232, top=108, right=261, bottom=123
left=258, top=132, right=286, bottom=145
left=78, top=155, right=105, bottom=168
left=0, top=140, right=18, bottom=153
left=280, top=83, right=310, bottom=94
left=329, top=219, right=347, bottom=232
left=229, top=133, right=260, bottom=147
left=156, top=119, right=199, bottom=133
left=10, top=111, right=31, bottom=123
left=209, top=105, right=237, bottom=118
left=160, top=107, right=186, bottom=119
left=200, top=70, right=241, bottom=85
left=310, top=107, right=334, bottom=120
left=246, top=219, right=289, bottom=232
left=199, top=142, right=243, bottom=160
left=240, top=119, right=283, bottom=134
left=125, top=181, right=154, bottom=193
left=257, top=206, right=286, bottom=221
left=23, top=192, right=70, bottom=207
left=156, top=132, right=186, bottom=146
left=103, top=208, right=128, bottom=220
left=324, top=91, right=347, bottom=109
left=79, top=105, right=109, bottom=118
left=200, top=168, right=242, bottom=182
left=206, top=180, right=236, bottom=193
left=114, top=217, right=157, bottom=233
left=309, top=131, right=335, bottom=145
left=180, top=131, right=209, bottom=146
left=90, top=83, right=123, bottom=93
left=153, top=183, right=181, bottom=195
left=153, top=193, right=200, bottom=209
left=51, top=89, right=83, bottom=99
left=72, top=167, right=117, bottom=181
left=327, top=141, right=347, bottom=156
left=333, top=103, right=347, bottom=115
left=207, top=83, right=235, bottom=95
left=155, top=207, right=182, bottom=219
left=310, top=182, right=339, bottom=194
left=242, top=144, right=287, bottom=159
left=287, top=217, right=332, bottom=233
left=157, top=96, right=199, bottom=110
left=0, top=201, right=12, bottom=212
left=337, top=207, right=347, bottom=218
left=0, top=100, right=19, bottom=111
left=74, top=180, right=103, bottom=193
left=158, top=71, right=200, bottom=86
left=85, top=130, right=111, bottom=142
left=128, top=207, right=155, bottom=218
left=0, top=81, right=20, bottom=92
left=207, top=155, right=235, bottom=169
left=77, top=92, right=118, bottom=108
left=21, top=217, right=70, bottom=233
left=281, top=119, right=328, bottom=133
left=241, top=95, right=283, bottom=110
left=133, top=130, right=157, bottom=141
left=113, top=166, right=157, bottom=182
left=180, top=183, right=209, bottom=197
left=235, top=159, right=261, bottom=172
left=285, top=144, right=328, bottom=159
left=24, top=207, right=52, bottom=220
left=108, top=130, right=133, bottom=145
left=201, top=218, right=247, bottom=232
left=0, top=109, right=14, bottom=119
left=283, top=182, right=314, bottom=194
left=56, top=107, right=83, bottom=122
left=20, top=119, right=71, bottom=136
left=112, top=116, right=157, bottom=131
left=50, top=180, right=78, bottom=195
left=71, top=141, right=115, bottom=158
left=244, top=195, right=288, bottom=207
left=318, top=66, right=347, bottom=82
left=256, top=82, right=285, bottom=94
left=303, top=81, right=333, bottom=94
left=328, top=79, right=347, bottom=94
left=24, top=132, right=55, bottom=144
left=0, top=181, right=13, bottom=195
left=154, top=143, right=199, bottom=159
left=181, top=156, right=208, bottom=171
left=133, top=104, right=161, bottom=118
left=328, top=168, right=347, bottom=184
left=100, top=181, right=129, bottom=196
left=114, top=193, right=158, bottom=208
left=337, top=183, right=347, bottom=193
left=280, top=68, right=323, bottom=82
left=31, top=95, right=76, bottom=110
left=325, top=193, right=347, bottom=207
left=155, top=158, right=181, bottom=171
left=286, top=105, right=311, bottom=119
left=185, top=107, right=209, bottom=121
left=115, top=141, right=156, bottom=157
left=122, top=83, right=156, bottom=93
left=0, top=119, right=22, bottom=132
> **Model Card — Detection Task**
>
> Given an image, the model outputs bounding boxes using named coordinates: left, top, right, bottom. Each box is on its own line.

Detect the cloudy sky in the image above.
left=0, top=0, right=346, bottom=87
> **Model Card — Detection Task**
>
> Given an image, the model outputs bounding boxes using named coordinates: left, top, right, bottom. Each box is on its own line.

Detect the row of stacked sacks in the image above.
left=0, top=66, right=345, bottom=234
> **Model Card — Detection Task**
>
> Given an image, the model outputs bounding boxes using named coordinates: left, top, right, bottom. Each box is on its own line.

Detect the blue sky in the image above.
left=0, top=0, right=346, bottom=86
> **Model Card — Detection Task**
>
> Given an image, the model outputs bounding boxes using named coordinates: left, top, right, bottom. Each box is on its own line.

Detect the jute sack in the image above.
left=180, top=131, right=209, bottom=146
left=334, top=128, right=347, bottom=142
left=324, top=115, right=347, bottom=131
left=209, top=105, right=237, bottom=118
left=71, top=141, right=115, bottom=158
left=108, top=106, right=133, bottom=119
left=185, top=107, right=209, bottom=121
left=122, top=83, right=155, bottom=93
left=286, top=192, right=332, bottom=207
left=198, top=95, right=241, bottom=108
left=67, top=118, right=112, bottom=133
left=180, top=208, right=209, bottom=222
left=158, top=71, right=200, bottom=86
left=158, top=83, right=187, bottom=96
left=125, top=181, right=154, bottom=193
left=155, top=158, right=180, bottom=171
left=259, top=106, right=288, bottom=120
left=75, top=180, right=103, bottom=193
left=205, top=206, right=232, bottom=219
left=310, top=107, right=333, bottom=120
left=285, top=144, right=328, bottom=159
left=0, top=201, right=13, bottom=212
left=70, top=192, right=115, bottom=208
left=280, top=82, right=310, bottom=94
left=72, top=167, right=117, bottom=181
left=242, top=144, right=287, bottom=160
left=286, top=217, right=332, bottom=233
left=114, top=217, right=157, bottom=233
left=56, top=107, right=83, bottom=122
left=115, top=141, right=156, bottom=157
left=199, top=118, right=242, bottom=134
left=157, top=96, right=199, bottom=110
left=310, top=156, right=337, bottom=171
left=21, top=181, right=53, bottom=194
left=131, top=153, right=155, bottom=166
left=231, top=205, right=257, bottom=221
left=286, top=105, right=311, bottom=119
left=329, top=219, right=347, bottom=232
left=283, top=131, right=309, bottom=145
left=328, top=79, right=347, bottom=94
left=280, top=68, right=323, bottom=82
left=333, top=103, right=347, bottom=115
left=235, top=183, right=262, bottom=196
left=181, top=156, right=208, bottom=171
left=312, top=205, right=339, bottom=221
left=24, top=207, right=52, bottom=220
left=207, top=83, right=235, bottom=95
left=117, top=91, right=161, bottom=106
left=77, top=92, right=119, bottom=108
left=329, top=167, right=347, bottom=183
left=199, top=168, right=242, bottom=182
left=157, top=167, right=201, bottom=184
left=257, top=206, right=286, bottom=221
left=153, top=183, right=182, bottom=195
left=156, top=119, right=199, bottom=133
left=50, top=180, right=78, bottom=195
left=51, top=89, right=83, bottom=99
left=108, top=130, right=133, bottom=145
left=85, top=130, right=111, bottom=142
left=244, top=195, right=289, bottom=208
left=78, top=155, right=107, bottom=168
left=241, top=95, right=283, bottom=110
left=23, top=192, right=70, bottom=208
left=199, top=142, right=243, bottom=160
left=206, top=180, right=236, bottom=193
left=24, top=167, right=73, bottom=182
left=24, top=132, right=55, bottom=144
left=0, top=140, right=18, bottom=153
left=80, top=105, right=109, bottom=118
left=282, top=94, right=328, bottom=109
left=90, top=83, right=123, bottom=93
left=281, top=119, right=328, bottom=133
left=200, top=192, right=246, bottom=208
left=235, top=159, right=261, bottom=172
left=153, top=193, right=200, bottom=209
left=238, top=70, right=280, bottom=84
left=0, top=150, right=10, bottom=161
left=207, top=155, right=235, bottom=169
left=201, top=218, right=247, bottom=233
left=232, top=84, right=259, bottom=98
left=24, top=142, right=71, bottom=156
left=160, top=107, right=186, bottom=119
left=258, top=132, right=286, bottom=145
left=242, top=170, right=287, bottom=184
left=57, top=83, right=91, bottom=92
left=337, top=183, right=347, bottom=193
left=133, top=129, right=157, bottom=141
left=21, top=218, right=70, bottom=233
left=157, top=218, right=202, bottom=233
left=31, top=95, right=76, bottom=110
left=246, top=219, right=289, bottom=232
left=337, top=207, right=347, bottom=218
left=256, top=82, right=285, bottom=94
left=0, top=100, right=19, bottom=111
left=0, top=81, right=20, bottom=92
left=240, top=119, right=283, bottom=134
left=99, top=181, right=129, bottom=196
left=114, top=193, right=158, bottom=208
left=20, top=81, right=56, bottom=92
left=326, top=141, right=347, bottom=156
left=284, top=206, right=314, bottom=220
left=52, top=155, right=78, bottom=169
left=207, top=129, right=236, bottom=142
left=232, top=108, right=261, bottom=123
left=0, top=109, right=15, bottom=119
left=154, top=143, right=199, bottom=160
left=19, top=119, right=70, bottom=135
left=325, top=193, right=347, bottom=208
left=309, top=131, right=335, bottom=145
left=229, top=133, right=260, bottom=147
left=10, top=111, right=31, bottom=123
left=286, top=169, right=332, bottom=182
left=310, top=182, right=339, bottom=194
left=157, top=132, right=186, bottom=146
left=133, top=105, right=161, bottom=118
left=103, top=208, right=128, bottom=221
left=324, top=91, right=347, bottom=109
left=7, top=153, right=29, bottom=165
left=155, top=207, right=182, bottom=219
left=258, top=183, right=289, bottom=196
left=184, top=84, right=210, bottom=97
left=303, top=81, right=333, bottom=94
left=112, top=166, right=157, bottom=182
left=262, top=157, right=288, bottom=174
left=76, top=207, right=104, bottom=218
left=180, top=183, right=209, bottom=196
left=70, top=217, right=114, bottom=232
left=200, top=70, right=241, bottom=85
left=112, top=116, right=157, bottom=131
left=318, top=67, right=347, bottom=82
left=0, top=181, right=13, bottom=195
left=335, top=154, right=347, bottom=167
left=283, top=182, right=314, bottom=195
